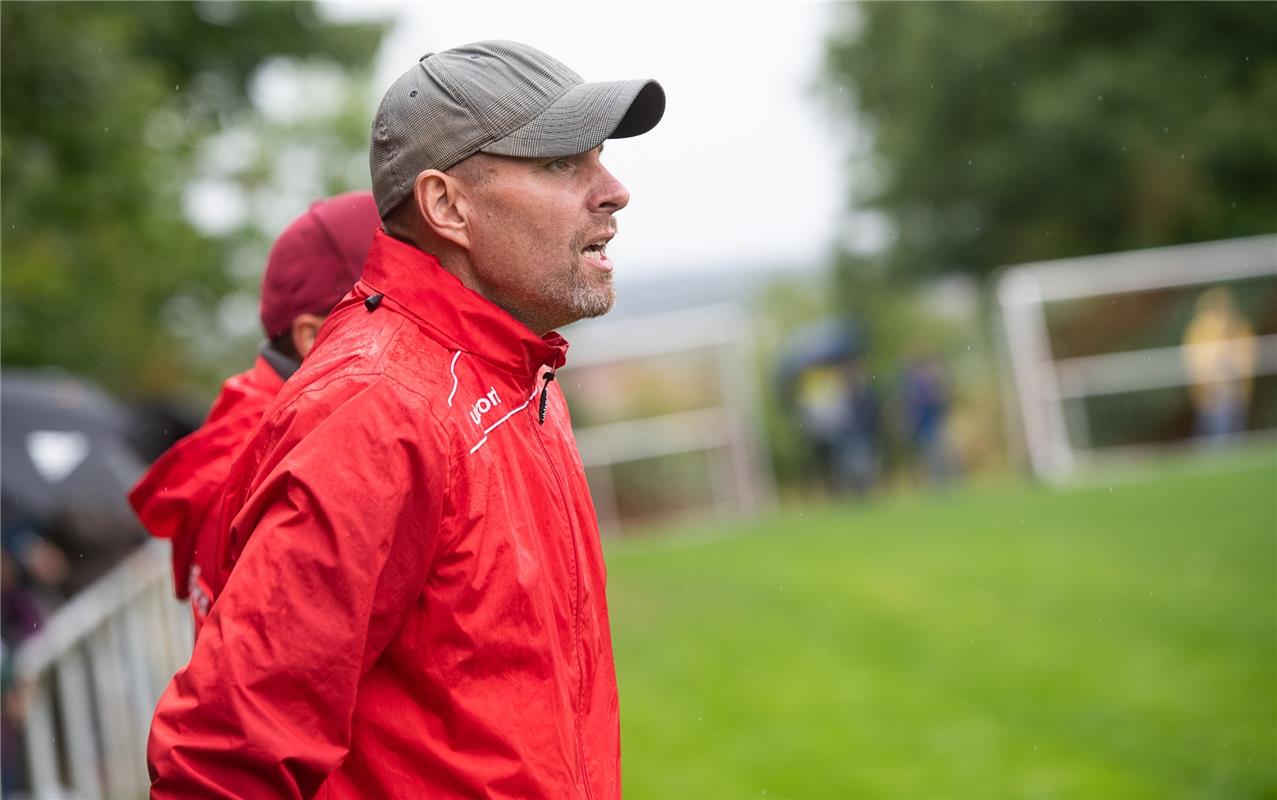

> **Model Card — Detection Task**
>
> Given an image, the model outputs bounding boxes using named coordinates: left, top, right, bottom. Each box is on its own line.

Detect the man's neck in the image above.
left=430, top=249, right=554, bottom=337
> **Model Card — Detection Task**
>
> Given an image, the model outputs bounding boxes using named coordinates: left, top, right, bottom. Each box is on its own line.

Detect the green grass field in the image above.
left=605, top=450, right=1277, bottom=799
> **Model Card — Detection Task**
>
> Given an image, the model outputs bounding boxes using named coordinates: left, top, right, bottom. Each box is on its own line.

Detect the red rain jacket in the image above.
left=128, top=356, right=283, bottom=624
left=149, top=231, right=620, bottom=799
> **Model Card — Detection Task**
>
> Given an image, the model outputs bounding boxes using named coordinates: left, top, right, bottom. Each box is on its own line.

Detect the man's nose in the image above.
left=593, top=166, right=630, bottom=214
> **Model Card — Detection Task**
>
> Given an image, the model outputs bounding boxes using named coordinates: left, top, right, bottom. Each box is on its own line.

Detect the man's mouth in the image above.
left=581, top=234, right=614, bottom=272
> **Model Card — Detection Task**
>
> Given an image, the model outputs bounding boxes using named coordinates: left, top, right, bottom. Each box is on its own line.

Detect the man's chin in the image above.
left=571, top=285, right=615, bottom=321
left=579, top=295, right=615, bottom=320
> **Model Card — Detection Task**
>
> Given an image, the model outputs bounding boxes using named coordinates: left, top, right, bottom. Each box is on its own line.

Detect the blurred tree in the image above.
left=1, top=1, right=385, bottom=397
left=822, top=2, right=1277, bottom=280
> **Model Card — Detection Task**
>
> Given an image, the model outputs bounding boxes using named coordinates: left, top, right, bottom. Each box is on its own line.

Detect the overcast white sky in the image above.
left=322, top=1, right=868, bottom=281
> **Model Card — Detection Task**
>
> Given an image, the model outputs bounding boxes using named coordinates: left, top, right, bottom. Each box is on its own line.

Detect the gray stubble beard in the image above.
left=569, top=268, right=615, bottom=321
left=563, top=229, right=616, bottom=322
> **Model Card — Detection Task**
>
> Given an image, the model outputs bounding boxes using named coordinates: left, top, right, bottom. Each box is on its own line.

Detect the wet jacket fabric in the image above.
left=148, top=231, right=619, bottom=800
left=128, top=356, right=284, bottom=624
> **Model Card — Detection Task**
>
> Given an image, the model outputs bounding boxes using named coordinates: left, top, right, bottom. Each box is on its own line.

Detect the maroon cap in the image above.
left=259, top=191, right=381, bottom=339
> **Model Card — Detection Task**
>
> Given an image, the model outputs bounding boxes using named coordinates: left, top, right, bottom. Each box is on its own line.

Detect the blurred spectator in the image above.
left=838, top=356, right=883, bottom=495
left=789, top=356, right=881, bottom=496
left=1, top=510, right=50, bottom=800
left=128, top=192, right=379, bottom=632
left=2, top=639, right=29, bottom=799
left=779, top=319, right=882, bottom=496
left=901, top=350, right=957, bottom=486
left=2, top=498, right=64, bottom=636
left=2, top=509, right=68, bottom=603
left=1, top=549, right=45, bottom=647
left=793, top=361, right=853, bottom=485
left=1182, top=288, right=1257, bottom=444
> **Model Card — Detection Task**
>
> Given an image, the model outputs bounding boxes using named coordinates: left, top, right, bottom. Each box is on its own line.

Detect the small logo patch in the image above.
left=469, top=387, right=501, bottom=427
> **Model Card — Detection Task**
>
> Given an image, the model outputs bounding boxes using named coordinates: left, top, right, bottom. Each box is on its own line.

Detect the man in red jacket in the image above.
left=148, top=41, right=664, bottom=799
left=129, top=192, right=379, bottom=631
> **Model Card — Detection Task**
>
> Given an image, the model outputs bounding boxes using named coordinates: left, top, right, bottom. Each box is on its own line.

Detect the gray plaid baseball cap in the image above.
left=370, top=40, right=665, bottom=217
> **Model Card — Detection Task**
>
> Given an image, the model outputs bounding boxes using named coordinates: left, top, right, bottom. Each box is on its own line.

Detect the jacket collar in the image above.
left=257, top=342, right=300, bottom=382
left=360, top=230, right=569, bottom=379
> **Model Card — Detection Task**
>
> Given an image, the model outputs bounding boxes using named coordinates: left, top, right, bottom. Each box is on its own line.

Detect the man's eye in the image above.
left=547, top=157, right=571, bottom=171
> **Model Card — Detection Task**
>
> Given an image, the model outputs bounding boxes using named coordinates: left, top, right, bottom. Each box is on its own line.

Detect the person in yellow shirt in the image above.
left=1182, top=287, right=1257, bottom=443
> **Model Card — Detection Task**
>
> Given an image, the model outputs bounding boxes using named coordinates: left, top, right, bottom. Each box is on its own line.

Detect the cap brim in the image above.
left=481, top=78, right=665, bottom=160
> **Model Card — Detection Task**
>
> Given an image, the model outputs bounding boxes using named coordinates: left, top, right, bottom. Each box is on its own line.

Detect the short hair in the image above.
left=380, top=155, right=491, bottom=245
left=382, top=194, right=420, bottom=245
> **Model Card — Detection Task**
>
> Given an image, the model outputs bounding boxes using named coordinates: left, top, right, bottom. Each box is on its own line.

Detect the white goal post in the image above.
left=996, top=235, right=1277, bottom=482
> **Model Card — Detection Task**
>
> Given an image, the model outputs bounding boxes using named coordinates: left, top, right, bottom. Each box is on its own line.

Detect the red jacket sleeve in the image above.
left=128, top=362, right=279, bottom=600
left=147, top=379, right=448, bottom=799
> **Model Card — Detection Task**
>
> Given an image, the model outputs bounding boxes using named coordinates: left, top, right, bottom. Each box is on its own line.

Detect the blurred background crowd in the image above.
left=1, top=2, right=1274, bottom=798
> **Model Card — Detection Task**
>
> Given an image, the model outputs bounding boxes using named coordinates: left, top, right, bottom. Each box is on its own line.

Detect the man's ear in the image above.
left=291, top=313, right=325, bottom=361
left=414, top=169, right=471, bottom=250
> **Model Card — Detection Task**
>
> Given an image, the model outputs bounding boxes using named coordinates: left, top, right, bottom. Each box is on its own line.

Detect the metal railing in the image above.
left=11, top=539, right=191, bottom=799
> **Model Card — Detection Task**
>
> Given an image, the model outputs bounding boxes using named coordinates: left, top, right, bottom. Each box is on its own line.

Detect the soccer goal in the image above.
left=996, top=235, right=1277, bottom=482
left=559, top=304, right=775, bottom=532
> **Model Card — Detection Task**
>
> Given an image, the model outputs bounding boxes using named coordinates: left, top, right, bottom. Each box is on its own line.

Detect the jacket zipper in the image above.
left=529, top=403, right=594, bottom=800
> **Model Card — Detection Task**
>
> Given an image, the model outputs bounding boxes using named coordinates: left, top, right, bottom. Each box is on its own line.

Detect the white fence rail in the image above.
left=12, top=540, right=191, bottom=799
left=563, top=304, right=775, bottom=530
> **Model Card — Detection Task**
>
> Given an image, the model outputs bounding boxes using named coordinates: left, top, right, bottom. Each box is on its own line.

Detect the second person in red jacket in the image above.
left=128, top=191, right=380, bottom=632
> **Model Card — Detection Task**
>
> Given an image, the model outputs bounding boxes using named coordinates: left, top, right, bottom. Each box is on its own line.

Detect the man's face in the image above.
left=460, top=146, right=630, bottom=334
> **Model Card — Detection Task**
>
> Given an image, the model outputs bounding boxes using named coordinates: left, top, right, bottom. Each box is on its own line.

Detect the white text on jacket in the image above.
left=470, top=387, right=502, bottom=427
